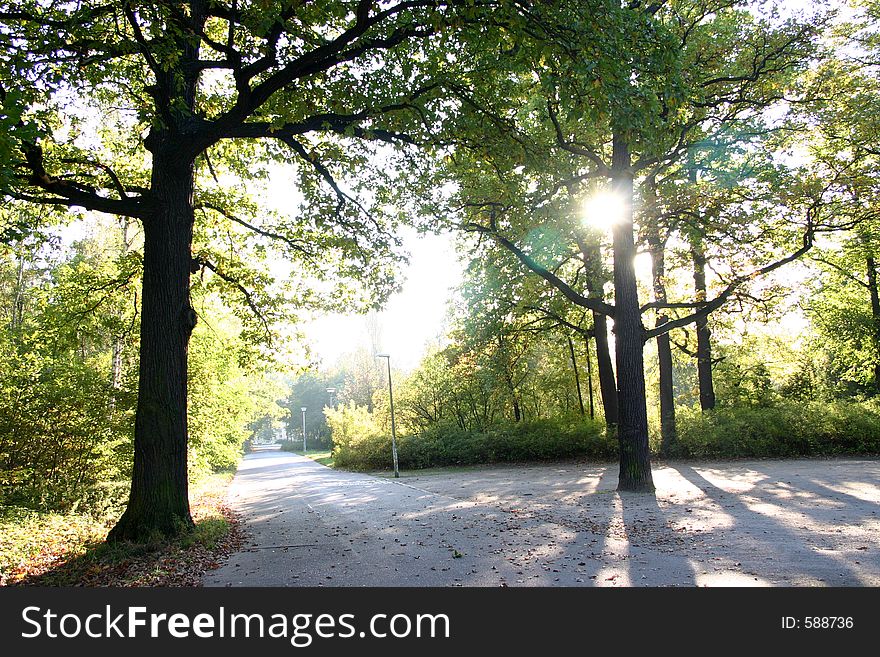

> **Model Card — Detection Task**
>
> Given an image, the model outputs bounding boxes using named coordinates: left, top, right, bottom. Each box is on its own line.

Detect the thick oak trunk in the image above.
left=692, top=243, right=716, bottom=411
left=611, top=135, right=653, bottom=492
left=108, top=144, right=197, bottom=542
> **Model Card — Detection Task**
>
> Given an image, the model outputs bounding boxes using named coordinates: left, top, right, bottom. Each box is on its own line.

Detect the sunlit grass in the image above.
left=292, top=449, right=334, bottom=468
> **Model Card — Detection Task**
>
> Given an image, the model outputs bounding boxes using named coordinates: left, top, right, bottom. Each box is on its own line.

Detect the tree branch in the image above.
left=15, top=140, right=150, bottom=218
left=196, top=203, right=318, bottom=264
left=546, top=100, right=610, bottom=174
left=196, top=256, right=273, bottom=341
left=643, top=221, right=814, bottom=340
left=462, top=219, right=615, bottom=317
left=808, top=255, right=870, bottom=289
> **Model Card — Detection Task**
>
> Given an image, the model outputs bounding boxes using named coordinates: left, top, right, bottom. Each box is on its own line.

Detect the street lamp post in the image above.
left=300, top=407, right=307, bottom=454
left=375, top=353, right=399, bottom=478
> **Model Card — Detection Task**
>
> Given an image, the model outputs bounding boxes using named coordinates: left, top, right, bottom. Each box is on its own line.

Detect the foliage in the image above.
left=5, top=0, right=880, bottom=541
left=188, top=305, right=287, bottom=477
left=324, top=401, right=386, bottom=468
left=0, top=223, right=281, bottom=513
left=675, top=400, right=880, bottom=458
left=0, top=227, right=137, bottom=512
left=281, top=370, right=344, bottom=448
left=329, top=408, right=612, bottom=471
left=0, top=506, right=107, bottom=586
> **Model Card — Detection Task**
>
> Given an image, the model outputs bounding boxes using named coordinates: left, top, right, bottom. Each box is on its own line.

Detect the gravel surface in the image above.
left=203, top=451, right=880, bottom=587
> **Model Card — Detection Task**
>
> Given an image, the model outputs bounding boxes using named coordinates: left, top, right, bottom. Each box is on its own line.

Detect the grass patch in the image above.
left=304, top=450, right=334, bottom=467
left=282, top=446, right=334, bottom=468
left=1, top=472, right=243, bottom=587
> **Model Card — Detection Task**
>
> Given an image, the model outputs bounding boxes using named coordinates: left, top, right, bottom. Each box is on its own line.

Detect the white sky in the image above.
left=302, top=227, right=461, bottom=372
left=256, top=160, right=462, bottom=372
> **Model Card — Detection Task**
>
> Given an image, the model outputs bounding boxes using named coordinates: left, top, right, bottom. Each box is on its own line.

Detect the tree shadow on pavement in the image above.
left=671, top=464, right=871, bottom=586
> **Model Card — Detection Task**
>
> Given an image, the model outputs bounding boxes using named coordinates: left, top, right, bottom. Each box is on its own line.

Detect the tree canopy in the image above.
left=3, top=0, right=880, bottom=542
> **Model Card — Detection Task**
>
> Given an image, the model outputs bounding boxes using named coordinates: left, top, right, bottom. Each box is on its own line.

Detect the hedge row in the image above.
left=674, top=400, right=880, bottom=458
left=331, top=400, right=880, bottom=471
left=332, top=418, right=615, bottom=471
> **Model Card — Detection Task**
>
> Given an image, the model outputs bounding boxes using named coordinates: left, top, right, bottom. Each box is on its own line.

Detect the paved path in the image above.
left=203, top=451, right=880, bottom=587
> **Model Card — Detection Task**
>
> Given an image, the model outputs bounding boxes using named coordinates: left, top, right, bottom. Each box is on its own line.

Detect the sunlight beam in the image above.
left=582, top=190, right=626, bottom=231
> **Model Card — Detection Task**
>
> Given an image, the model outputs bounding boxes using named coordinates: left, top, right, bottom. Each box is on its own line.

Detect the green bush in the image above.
left=329, top=415, right=615, bottom=471
left=0, top=345, right=134, bottom=514
left=674, top=400, right=880, bottom=458
left=329, top=397, right=880, bottom=471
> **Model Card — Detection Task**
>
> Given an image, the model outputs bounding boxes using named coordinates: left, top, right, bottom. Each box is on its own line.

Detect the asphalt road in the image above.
left=203, top=451, right=880, bottom=587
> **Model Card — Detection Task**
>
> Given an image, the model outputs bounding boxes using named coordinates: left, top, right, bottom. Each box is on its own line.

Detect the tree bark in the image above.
left=106, top=2, right=209, bottom=542
left=645, top=177, right=676, bottom=455
left=655, top=319, right=676, bottom=455
left=692, top=241, right=716, bottom=411
left=867, top=255, right=880, bottom=391
left=108, top=142, right=197, bottom=542
left=567, top=334, right=585, bottom=416
left=610, top=134, right=653, bottom=492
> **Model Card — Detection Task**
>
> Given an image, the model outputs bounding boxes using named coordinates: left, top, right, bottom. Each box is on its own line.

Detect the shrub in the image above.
left=0, top=347, right=134, bottom=514
left=328, top=414, right=615, bottom=471
left=674, top=400, right=880, bottom=458
left=325, top=402, right=387, bottom=469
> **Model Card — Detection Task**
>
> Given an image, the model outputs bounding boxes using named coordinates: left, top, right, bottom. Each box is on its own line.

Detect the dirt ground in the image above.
left=204, top=453, right=880, bottom=587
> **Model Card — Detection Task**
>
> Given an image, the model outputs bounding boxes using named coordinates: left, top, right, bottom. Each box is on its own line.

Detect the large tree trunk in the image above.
left=645, top=178, right=676, bottom=455
left=867, top=255, right=880, bottom=391
left=593, top=311, right=618, bottom=426
left=692, top=241, right=716, bottom=411
left=610, top=135, right=653, bottom=492
left=108, top=142, right=197, bottom=542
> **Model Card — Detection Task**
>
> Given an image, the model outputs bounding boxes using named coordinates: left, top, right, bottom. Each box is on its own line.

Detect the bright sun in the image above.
left=582, top=190, right=626, bottom=230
